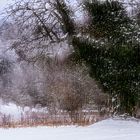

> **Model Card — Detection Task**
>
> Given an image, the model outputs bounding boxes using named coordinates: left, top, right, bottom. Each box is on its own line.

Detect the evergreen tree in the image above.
left=72, top=0, right=140, bottom=116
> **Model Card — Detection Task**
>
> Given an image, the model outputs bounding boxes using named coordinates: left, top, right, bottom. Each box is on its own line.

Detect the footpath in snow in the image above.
left=0, top=119, right=140, bottom=140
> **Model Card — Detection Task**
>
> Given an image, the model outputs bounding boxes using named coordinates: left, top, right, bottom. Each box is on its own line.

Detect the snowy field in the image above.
left=0, top=119, right=139, bottom=140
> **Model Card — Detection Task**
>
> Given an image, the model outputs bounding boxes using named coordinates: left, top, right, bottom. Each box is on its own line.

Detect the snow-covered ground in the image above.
left=0, top=119, right=139, bottom=140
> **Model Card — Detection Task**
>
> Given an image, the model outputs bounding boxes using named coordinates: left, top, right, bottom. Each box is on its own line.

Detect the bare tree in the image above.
left=5, top=0, right=75, bottom=62
left=2, top=0, right=108, bottom=117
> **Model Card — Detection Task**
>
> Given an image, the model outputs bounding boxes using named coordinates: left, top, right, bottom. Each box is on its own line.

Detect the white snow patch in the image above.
left=0, top=103, right=22, bottom=118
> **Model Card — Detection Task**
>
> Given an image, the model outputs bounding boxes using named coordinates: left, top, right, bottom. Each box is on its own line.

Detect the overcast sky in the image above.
left=0, top=0, right=13, bottom=11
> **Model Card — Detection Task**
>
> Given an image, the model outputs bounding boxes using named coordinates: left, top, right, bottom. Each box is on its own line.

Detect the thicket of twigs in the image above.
left=0, top=110, right=108, bottom=128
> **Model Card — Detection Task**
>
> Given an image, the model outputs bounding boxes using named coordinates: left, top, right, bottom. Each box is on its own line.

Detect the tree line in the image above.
left=1, top=0, right=140, bottom=117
